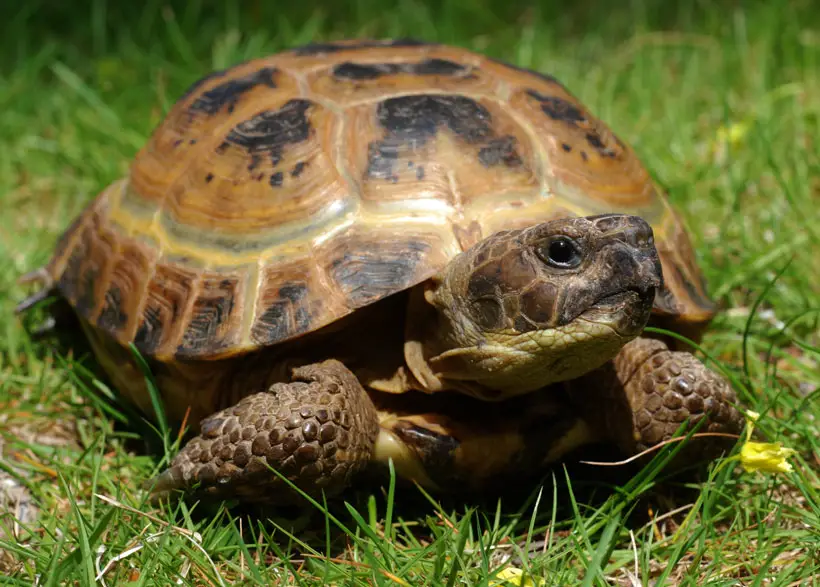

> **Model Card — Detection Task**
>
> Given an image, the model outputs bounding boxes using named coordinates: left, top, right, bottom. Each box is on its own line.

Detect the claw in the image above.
left=15, top=266, right=56, bottom=314
left=17, top=266, right=53, bottom=287
left=15, top=287, right=54, bottom=314
left=144, top=467, right=183, bottom=504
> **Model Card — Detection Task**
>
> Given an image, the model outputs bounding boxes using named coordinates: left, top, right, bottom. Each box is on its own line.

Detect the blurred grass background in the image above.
left=1, top=0, right=819, bottom=584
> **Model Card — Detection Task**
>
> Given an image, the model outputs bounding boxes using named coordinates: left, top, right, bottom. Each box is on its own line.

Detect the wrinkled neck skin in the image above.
left=403, top=219, right=660, bottom=401
left=404, top=280, right=632, bottom=400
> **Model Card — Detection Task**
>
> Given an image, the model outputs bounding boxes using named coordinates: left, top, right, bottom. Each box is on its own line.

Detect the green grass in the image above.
left=2, top=0, right=819, bottom=584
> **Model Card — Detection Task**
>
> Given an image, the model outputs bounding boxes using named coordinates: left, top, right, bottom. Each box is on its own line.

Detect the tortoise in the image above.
left=17, top=39, right=744, bottom=504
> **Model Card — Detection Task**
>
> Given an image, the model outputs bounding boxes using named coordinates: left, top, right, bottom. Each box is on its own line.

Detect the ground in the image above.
left=1, top=0, right=818, bottom=585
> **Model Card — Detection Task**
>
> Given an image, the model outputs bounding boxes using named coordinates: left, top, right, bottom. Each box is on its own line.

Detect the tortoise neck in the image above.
left=402, top=256, right=491, bottom=395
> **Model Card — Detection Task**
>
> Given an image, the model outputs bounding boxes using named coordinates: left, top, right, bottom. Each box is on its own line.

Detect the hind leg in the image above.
left=149, top=360, right=380, bottom=505
left=370, top=389, right=590, bottom=493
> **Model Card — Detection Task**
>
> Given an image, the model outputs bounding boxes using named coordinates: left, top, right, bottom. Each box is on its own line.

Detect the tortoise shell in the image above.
left=45, top=39, right=715, bottom=362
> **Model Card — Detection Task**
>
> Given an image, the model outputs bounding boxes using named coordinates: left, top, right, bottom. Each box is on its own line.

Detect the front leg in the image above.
left=576, top=337, right=745, bottom=466
left=149, top=360, right=380, bottom=505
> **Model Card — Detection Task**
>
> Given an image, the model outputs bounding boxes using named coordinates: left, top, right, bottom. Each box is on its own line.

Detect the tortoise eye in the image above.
left=538, top=236, right=583, bottom=269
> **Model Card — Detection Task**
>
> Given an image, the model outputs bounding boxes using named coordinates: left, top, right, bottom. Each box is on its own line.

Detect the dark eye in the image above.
left=539, top=236, right=583, bottom=268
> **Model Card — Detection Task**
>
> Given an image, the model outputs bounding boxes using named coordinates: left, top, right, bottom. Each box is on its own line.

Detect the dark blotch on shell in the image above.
left=189, top=67, right=278, bottom=116
left=332, top=58, right=468, bottom=80
left=291, top=161, right=307, bottom=177
left=367, top=94, right=524, bottom=181
left=478, top=136, right=523, bottom=168
left=526, top=89, right=586, bottom=125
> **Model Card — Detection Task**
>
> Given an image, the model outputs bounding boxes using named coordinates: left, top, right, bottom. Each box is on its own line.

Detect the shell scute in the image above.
left=507, top=85, right=657, bottom=212
left=341, top=93, right=540, bottom=215
left=96, top=239, right=156, bottom=336
left=328, top=235, right=431, bottom=308
left=163, top=96, right=338, bottom=234
left=128, top=64, right=302, bottom=213
left=134, top=263, right=199, bottom=355
left=72, top=216, right=116, bottom=320
left=177, top=273, right=245, bottom=357
left=251, top=264, right=328, bottom=347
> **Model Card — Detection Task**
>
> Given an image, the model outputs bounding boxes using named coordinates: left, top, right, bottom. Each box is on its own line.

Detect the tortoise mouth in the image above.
left=582, top=286, right=656, bottom=335
left=593, top=287, right=651, bottom=308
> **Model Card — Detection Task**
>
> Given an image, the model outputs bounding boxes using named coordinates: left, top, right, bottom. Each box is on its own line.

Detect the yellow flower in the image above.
left=490, top=567, right=545, bottom=587
left=740, top=441, right=797, bottom=473
left=714, top=120, right=751, bottom=147
left=746, top=410, right=761, bottom=423
left=738, top=409, right=797, bottom=474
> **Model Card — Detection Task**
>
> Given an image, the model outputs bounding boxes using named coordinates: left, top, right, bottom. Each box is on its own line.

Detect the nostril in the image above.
left=643, top=258, right=663, bottom=289
left=623, top=225, right=655, bottom=250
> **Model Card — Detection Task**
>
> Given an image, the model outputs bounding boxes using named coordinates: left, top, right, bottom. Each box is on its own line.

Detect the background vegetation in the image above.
left=1, top=0, right=818, bottom=584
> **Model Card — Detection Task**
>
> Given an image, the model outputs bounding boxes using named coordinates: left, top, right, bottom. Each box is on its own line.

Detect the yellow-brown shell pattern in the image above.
left=46, top=39, right=714, bottom=361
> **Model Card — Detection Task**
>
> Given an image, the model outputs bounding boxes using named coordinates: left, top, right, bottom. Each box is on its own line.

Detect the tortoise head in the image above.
left=405, top=214, right=663, bottom=399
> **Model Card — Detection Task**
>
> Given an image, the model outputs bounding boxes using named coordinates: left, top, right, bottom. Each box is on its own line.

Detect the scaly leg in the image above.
left=575, top=336, right=745, bottom=466
left=150, top=360, right=380, bottom=505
